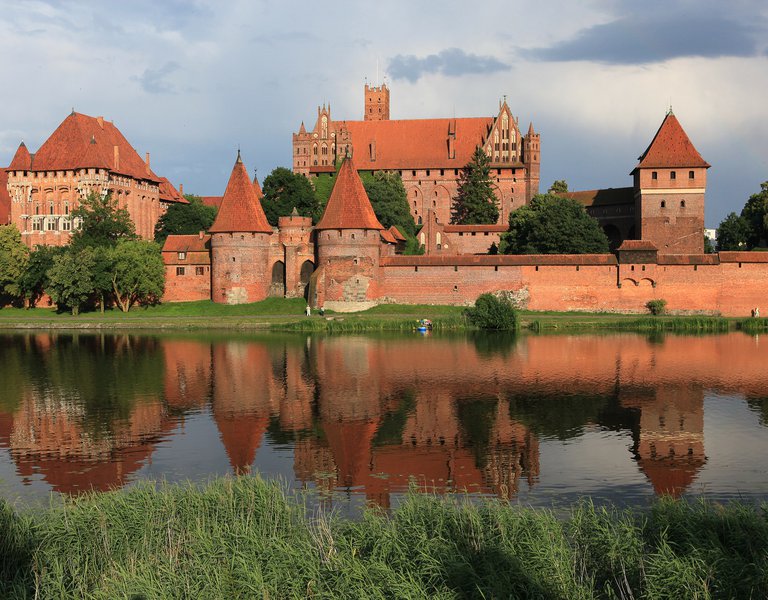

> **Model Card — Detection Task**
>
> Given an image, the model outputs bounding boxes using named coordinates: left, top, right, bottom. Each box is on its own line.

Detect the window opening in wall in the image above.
left=631, top=265, right=635, bottom=271
left=454, top=169, right=459, bottom=175
left=689, top=171, right=695, bottom=179
left=232, top=257, right=235, bottom=262
left=453, top=285, right=458, bottom=291
left=426, top=170, right=430, bottom=176
left=412, top=170, right=416, bottom=177
left=195, top=267, right=205, bottom=276
left=670, top=171, right=676, bottom=180
left=454, top=266, right=458, bottom=272
left=652, top=171, right=658, bottom=180
left=178, top=252, right=186, bottom=260
left=576, top=266, right=580, bottom=271
left=694, top=265, right=698, bottom=271
left=661, top=200, right=666, bottom=208
left=415, top=266, right=418, bottom=272
left=494, top=265, right=498, bottom=272
left=535, top=266, right=539, bottom=271
left=176, top=267, right=185, bottom=276
left=440, top=169, right=444, bottom=176
left=642, top=265, right=646, bottom=271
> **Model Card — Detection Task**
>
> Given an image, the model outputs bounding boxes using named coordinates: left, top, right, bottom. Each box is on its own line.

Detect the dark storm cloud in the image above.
left=133, top=62, right=181, bottom=95
left=388, top=48, right=509, bottom=82
left=522, top=12, right=764, bottom=64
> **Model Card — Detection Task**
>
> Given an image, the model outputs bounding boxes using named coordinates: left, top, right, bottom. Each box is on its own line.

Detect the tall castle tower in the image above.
left=208, top=152, right=274, bottom=304
left=632, top=111, right=709, bottom=254
left=523, top=122, right=541, bottom=203
left=364, top=83, right=390, bottom=121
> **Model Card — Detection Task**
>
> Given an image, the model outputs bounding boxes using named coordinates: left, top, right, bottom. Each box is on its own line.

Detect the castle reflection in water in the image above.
left=1, top=332, right=767, bottom=506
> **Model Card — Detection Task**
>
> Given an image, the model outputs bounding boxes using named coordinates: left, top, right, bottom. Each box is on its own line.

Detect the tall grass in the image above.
left=272, top=315, right=468, bottom=333
left=2, top=477, right=768, bottom=598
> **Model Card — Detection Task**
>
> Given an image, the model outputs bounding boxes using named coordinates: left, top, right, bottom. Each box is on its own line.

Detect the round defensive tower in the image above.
left=208, top=152, right=274, bottom=304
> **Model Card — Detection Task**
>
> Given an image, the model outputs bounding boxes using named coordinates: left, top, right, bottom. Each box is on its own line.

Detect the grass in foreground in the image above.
left=2, top=477, right=768, bottom=598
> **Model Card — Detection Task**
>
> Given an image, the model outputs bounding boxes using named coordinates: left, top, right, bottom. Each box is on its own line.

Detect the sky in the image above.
left=0, top=0, right=766, bottom=228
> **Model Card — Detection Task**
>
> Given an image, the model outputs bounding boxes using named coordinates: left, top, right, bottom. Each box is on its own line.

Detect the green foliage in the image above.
left=261, top=167, right=320, bottom=225
left=47, top=247, right=97, bottom=315
left=0, top=225, right=30, bottom=302
left=465, top=293, right=519, bottom=330
left=109, top=240, right=165, bottom=312
left=360, top=171, right=417, bottom=237
left=19, top=245, right=64, bottom=307
left=70, top=192, right=137, bottom=249
left=153, top=195, right=217, bottom=244
left=450, top=147, right=499, bottom=224
left=548, top=179, right=569, bottom=194
left=502, top=194, right=610, bottom=254
left=716, top=212, right=750, bottom=251
left=740, top=181, right=768, bottom=248
left=646, top=299, right=667, bottom=315
left=703, top=234, right=716, bottom=254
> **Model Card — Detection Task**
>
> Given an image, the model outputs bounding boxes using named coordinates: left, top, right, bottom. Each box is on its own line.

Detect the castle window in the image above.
left=412, top=170, right=416, bottom=177
left=178, top=252, right=187, bottom=260
left=196, top=267, right=205, bottom=276
left=670, top=171, right=676, bottom=180
left=440, top=169, right=444, bottom=176
left=454, top=169, right=459, bottom=176
left=680, top=200, right=686, bottom=208
left=689, top=171, right=695, bottom=179
left=652, top=171, right=658, bottom=180
left=660, top=200, right=666, bottom=208
left=426, top=170, right=430, bottom=176
left=232, top=257, right=236, bottom=262
left=176, top=267, right=185, bottom=276
left=61, top=217, right=71, bottom=231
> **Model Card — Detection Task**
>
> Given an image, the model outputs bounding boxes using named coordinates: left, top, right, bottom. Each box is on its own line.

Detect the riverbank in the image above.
left=1, top=476, right=766, bottom=598
left=1, top=299, right=767, bottom=333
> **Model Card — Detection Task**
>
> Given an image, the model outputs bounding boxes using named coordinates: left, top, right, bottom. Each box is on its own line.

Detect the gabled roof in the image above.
left=315, top=157, right=384, bottom=230
left=24, top=112, right=160, bottom=182
left=618, top=240, right=658, bottom=251
left=158, top=177, right=188, bottom=204
left=162, top=234, right=211, bottom=253
left=208, top=153, right=273, bottom=233
left=0, top=169, right=10, bottom=224
left=380, top=229, right=397, bottom=244
left=562, top=187, right=635, bottom=208
left=633, top=112, right=710, bottom=172
left=388, top=225, right=406, bottom=241
left=7, top=142, right=32, bottom=171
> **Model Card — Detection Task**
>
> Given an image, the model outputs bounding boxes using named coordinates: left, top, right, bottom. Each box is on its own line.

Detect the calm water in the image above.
left=1, top=330, right=768, bottom=511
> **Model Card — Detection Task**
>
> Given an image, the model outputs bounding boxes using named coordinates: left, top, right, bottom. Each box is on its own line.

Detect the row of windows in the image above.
left=27, top=216, right=82, bottom=232
left=651, top=170, right=695, bottom=180
left=660, top=200, right=687, bottom=208
left=175, top=266, right=207, bottom=276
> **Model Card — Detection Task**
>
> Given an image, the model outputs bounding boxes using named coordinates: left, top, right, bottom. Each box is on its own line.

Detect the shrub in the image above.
left=465, top=293, right=518, bottom=330
left=646, top=299, right=667, bottom=316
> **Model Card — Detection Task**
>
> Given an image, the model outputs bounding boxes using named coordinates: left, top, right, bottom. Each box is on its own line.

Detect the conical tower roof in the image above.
left=7, top=142, right=32, bottom=171
left=315, top=157, right=384, bottom=230
left=209, top=153, right=272, bottom=233
left=253, top=172, right=263, bottom=200
left=633, top=111, right=710, bottom=172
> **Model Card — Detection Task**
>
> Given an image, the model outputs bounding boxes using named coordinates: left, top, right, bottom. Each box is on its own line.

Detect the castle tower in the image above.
left=632, top=111, right=709, bottom=254
left=208, top=152, right=274, bottom=304
left=313, top=156, right=384, bottom=309
left=522, top=122, right=541, bottom=203
left=364, top=83, right=390, bottom=121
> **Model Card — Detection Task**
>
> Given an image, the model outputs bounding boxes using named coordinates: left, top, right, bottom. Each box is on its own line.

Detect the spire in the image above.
left=527, top=122, right=535, bottom=135
left=315, top=156, right=384, bottom=230
left=8, top=141, right=32, bottom=170
left=208, top=153, right=272, bottom=233
left=252, top=169, right=263, bottom=200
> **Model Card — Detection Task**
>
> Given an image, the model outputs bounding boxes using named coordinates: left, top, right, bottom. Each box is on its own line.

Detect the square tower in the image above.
left=364, top=84, right=390, bottom=121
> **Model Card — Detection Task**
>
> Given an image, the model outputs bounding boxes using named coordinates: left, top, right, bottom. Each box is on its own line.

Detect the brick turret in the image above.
left=364, top=83, right=390, bottom=121
left=209, top=152, right=274, bottom=304
left=522, top=122, right=541, bottom=203
left=632, top=110, right=709, bottom=254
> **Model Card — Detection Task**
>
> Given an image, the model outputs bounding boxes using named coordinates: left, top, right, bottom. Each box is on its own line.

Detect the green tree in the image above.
left=716, top=212, right=750, bottom=251
left=20, top=245, right=64, bottom=307
left=465, top=293, right=518, bottom=330
left=548, top=180, right=569, bottom=194
left=360, top=171, right=416, bottom=237
left=47, top=247, right=96, bottom=315
left=502, top=194, right=610, bottom=254
left=109, top=240, right=165, bottom=312
left=703, top=235, right=716, bottom=254
left=261, top=167, right=320, bottom=225
left=154, top=195, right=217, bottom=244
left=450, top=147, right=499, bottom=224
left=739, top=181, right=768, bottom=248
left=0, top=225, right=30, bottom=303
left=71, top=191, right=137, bottom=249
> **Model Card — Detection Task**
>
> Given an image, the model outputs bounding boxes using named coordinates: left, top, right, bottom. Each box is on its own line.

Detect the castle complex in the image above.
left=2, top=111, right=185, bottom=247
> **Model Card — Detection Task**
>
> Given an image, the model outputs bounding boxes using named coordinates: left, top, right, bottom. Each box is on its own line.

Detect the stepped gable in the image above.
left=7, top=141, right=32, bottom=171
left=634, top=112, right=710, bottom=171
left=339, top=117, right=496, bottom=170
left=29, top=112, right=161, bottom=181
left=315, top=157, right=384, bottom=230
left=208, top=153, right=272, bottom=233
left=0, top=169, right=10, bottom=224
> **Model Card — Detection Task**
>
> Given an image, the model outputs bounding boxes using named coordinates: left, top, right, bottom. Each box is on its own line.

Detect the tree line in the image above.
left=716, top=182, right=768, bottom=251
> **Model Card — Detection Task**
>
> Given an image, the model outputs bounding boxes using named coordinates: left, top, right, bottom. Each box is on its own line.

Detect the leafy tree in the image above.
left=47, top=247, right=96, bottom=315
left=0, top=225, right=30, bottom=303
left=716, top=212, right=750, bottom=251
left=154, top=195, right=217, bottom=244
left=501, top=194, right=610, bottom=255
left=261, top=167, right=320, bottom=225
left=450, top=147, right=499, bottom=224
left=739, top=181, right=768, bottom=248
left=465, top=293, right=518, bottom=330
left=70, top=191, right=137, bottom=249
left=360, top=171, right=416, bottom=237
left=92, top=246, right=115, bottom=313
left=20, top=245, right=64, bottom=307
left=109, top=240, right=165, bottom=312
left=703, top=235, right=716, bottom=254
left=548, top=180, right=569, bottom=194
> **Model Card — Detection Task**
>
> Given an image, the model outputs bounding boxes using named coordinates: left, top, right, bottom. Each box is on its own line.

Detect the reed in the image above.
left=271, top=315, right=468, bottom=333
left=2, top=477, right=767, bottom=598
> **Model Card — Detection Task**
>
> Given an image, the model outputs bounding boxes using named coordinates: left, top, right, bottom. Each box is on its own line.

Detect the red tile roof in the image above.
left=158, top=177, right=188, bottom=204
left=201, top=196, right=223, bottom=210
left=562, top=187, right=634, bottom=207
left=7, top=142, right=32, bottom=171
left=443, top=224, right=508, bottom=233
left=340, top=117, right=495, bottom=170
left=162, top=233, right=211, bottom=253
left=380, top=229, right=397, bottom=244
left=617, top=240, right=658, bottom=251
left=634, top=112, right=710, bottom=172
left=0, top=169, right=10, bottom=224
left=389, top=225, right=406, bottom=241
left=24, top=112, right=161, bottom=182
left=253, top=176, right=263, bottom=200
left=208, top=154, right=273, bottom=233
left=315, top=157, right=384, bottom=230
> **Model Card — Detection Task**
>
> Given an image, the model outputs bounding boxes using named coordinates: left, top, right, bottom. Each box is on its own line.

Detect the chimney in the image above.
left=113, top=145, right=120, bottom=171
left=145, top=152, right=150, bottom=174
left=97, top=116, right=104, bottom=129
left=179, top=183, right=183, bottom=195
left=199, top=230, right=204, bottom=240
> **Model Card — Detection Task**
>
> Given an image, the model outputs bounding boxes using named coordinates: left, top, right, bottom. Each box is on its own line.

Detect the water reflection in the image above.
left=1, top=331, right=767, bottom=506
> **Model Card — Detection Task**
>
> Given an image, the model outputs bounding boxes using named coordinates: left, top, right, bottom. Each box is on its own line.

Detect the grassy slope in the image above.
left=1, top=477, right=767, bottom=598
